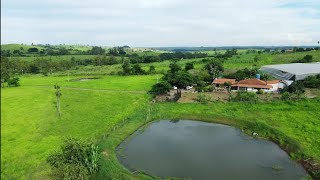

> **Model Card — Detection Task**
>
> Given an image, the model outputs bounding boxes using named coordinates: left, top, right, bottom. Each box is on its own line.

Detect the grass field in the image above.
left=1, top=75, right=154, bottom=179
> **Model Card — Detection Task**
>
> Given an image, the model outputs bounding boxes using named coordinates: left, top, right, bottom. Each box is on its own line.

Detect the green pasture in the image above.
left=1, top=75, right=152, bottom=179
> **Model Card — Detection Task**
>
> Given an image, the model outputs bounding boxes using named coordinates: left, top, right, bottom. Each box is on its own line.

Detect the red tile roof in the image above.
left=266, top=80, right=281, bottom=84
left=212, top=78, right=236, bottom=85
left=232, top=78, right=272, bottom=89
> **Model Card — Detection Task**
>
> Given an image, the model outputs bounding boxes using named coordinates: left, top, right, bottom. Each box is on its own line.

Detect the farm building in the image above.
left=212, top=78, right=236, bottom=87
left=260, top=62, right=320, bottom=81
left=231, top=78, right=282, bottom=93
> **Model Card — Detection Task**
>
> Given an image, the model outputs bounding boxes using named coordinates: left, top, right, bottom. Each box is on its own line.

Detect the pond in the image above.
left=117, top=120, right=307, bottom=180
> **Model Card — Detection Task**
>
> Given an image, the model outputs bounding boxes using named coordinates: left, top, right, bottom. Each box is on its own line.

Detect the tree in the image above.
left=196, top=80, right=206, bottom=92
left=1, top=57, right=12, bottom=85
left=47, top=138, right=99, bottom=179
left=223, top=82, right=232, bottom=93
left=282, top=81, right=305, bottom=96
left=54, top=84, right=62, bottom=117
left=90, top=46, right=105, bottom=55
left=122, top=59, right=131, bottom=75
left=28, top=48, right=39, bottom=53
left=148, top=65, right=156, bottom=74
left=168, top=60, right=181, bottom=75
left=131, top=64, right=145, bottom=75
left=7, top=77, right=20, bottom=87
left=170, top=71, right=194, bottom=89
left=150, top=81, right=171, bottom=95
left=204, top=59, right=224, bottom=80
left=185, top=62, right=194, bottom=71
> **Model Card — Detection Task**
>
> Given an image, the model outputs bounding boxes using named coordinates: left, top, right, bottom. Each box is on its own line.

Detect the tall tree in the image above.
left=122, top=59, right=131, bottom=75
left=204, top=59, right=224, bottom=80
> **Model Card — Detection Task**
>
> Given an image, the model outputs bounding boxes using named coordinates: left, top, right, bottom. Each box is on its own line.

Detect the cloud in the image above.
left=1, top=0, right=320, bottom=46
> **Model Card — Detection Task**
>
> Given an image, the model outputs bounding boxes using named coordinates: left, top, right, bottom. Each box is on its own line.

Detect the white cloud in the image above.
left=1, top=0, right=320, bottom=46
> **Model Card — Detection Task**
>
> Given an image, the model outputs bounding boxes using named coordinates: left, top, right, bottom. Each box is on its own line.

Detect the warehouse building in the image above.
left=260, top=62, right=320, bottom=81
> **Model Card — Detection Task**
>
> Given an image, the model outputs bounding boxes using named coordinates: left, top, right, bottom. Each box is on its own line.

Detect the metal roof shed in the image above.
left=260, top=63, right=320, bottom=81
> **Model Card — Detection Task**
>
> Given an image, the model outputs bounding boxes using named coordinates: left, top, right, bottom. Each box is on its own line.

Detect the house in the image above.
left=231, top=78, right=274, bottom=92
left=212, top=78, right=236, bottom=87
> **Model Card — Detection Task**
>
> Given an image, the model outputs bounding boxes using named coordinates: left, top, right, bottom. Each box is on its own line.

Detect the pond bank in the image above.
left=96, top=101, right=320, bottom=179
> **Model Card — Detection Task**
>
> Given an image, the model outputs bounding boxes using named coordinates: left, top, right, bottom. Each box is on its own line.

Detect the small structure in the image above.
left=212, top=78, right=236, bottom=87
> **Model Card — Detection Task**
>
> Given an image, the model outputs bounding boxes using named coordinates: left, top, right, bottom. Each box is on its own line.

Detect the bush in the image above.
left=231, top=91, right=258, bottom=102
left=204, top=85, right=214, bottom=92
left=281, top=81, right=305, bottom=95
left=281, top=92, right=291, bottom=101
left=7, top=77, right=20, bottom=87
left=257, top=89, right=264, bottom=94
left=149, top=81, right=171, bottom=95
left=197, top=93, right=211, bottom=104
left=47, top=138, right=99, bottom=179
left=303, top=75, right=320, bottom=88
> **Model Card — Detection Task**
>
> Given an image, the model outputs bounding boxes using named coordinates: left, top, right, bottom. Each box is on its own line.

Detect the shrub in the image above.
left=195, top=81, right=206, bottom=92
left=150, top=81, right=171, bottom=95
left=47, top=138, right=99, bottom=179
left=197, top=93, right=211, bottom=104
left=7, top=77, right=20, bottom=87
left=204, top=85, right=214, bottom=92
left=281, top=81, right=305, bottom=95
left=257, top=89, right=264, bottom=94
left=281, top=92, right=291, bottom=101
left=231, top=91, right=258, bottom=102
left=303, top=74, right=320, bottom=88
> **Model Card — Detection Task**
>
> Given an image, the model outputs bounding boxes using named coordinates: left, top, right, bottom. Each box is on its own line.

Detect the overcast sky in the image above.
left=1, top=0, right=320, bottom=47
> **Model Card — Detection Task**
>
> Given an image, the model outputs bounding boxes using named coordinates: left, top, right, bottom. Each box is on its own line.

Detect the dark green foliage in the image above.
left=204, top=59, right=224, bottom=80
left=303, top=75, right=320, bottom=88
left=282, top=81, right=305, bottom=95
left=27, top=48, right=39, bottom=53
left=292, top=55, right=313, bottom=63
left=159, top=51, right=207, bottom=60
left=230, top=91, right=258, bottom=102
left=281, top=92, right=291, bottom=101
left=224, top=68, right=258, bottom=81
left=47, top=138, right=99, bottom=180
left=131, top=64, right=145, bottom=75
left=29, top=64, right=40, bottom=74
left=256, top=89, right=264, bottom=94
left=1, top=57, right=12, bottom=82
left=185, top=62, right=194, bottom=71
left=168, top=60, right=181, bottom=75
left=7, top=77, right=20, bottom=87
left=150, top=81, right=171, bottom=95
left=166, top=71, right=194, bottom=89
left=195, top=81, right=206, bottom=92
left=90, top=46, right=105, bottom=55
left=148, top=65, right=156, bottom=74
left=121, top=60, right=131, bottom=75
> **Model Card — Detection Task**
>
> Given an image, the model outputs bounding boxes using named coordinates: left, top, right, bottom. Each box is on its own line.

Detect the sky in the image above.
left=1, top=0, right=320, bottom=47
